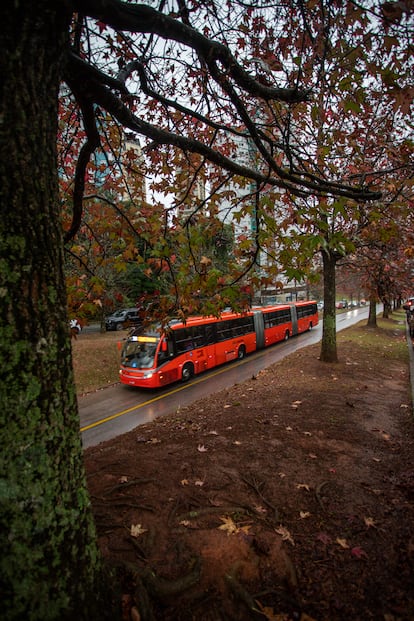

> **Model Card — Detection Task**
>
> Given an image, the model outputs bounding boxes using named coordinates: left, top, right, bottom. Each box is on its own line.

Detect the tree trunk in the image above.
left=382, top=299, right=392, bottom=318
left=367, top=298, right=377, bottom=327
left=0, top=4, right=118, bottom=619
left=320, top=249, right=338, bottom=362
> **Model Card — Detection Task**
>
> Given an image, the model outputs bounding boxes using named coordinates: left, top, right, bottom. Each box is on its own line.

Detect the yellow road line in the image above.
left=80, top=354, right=256, bottom=433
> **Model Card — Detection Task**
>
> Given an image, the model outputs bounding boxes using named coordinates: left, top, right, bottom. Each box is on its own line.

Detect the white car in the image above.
left=69, top=319, right=82, bottom=334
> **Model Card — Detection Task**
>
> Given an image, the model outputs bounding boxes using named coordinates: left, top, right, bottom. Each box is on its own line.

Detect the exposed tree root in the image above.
left=241, top=472, right=279, bottom=521
left=125, top=558, right=201, bottom=621
left=143, top=558, right=201, bottom=599
left=103, top=478, right=156, bottom=496
left=225, top=562, right=264, bottom=619
left=315, top=480, right=330, bottom=509
left=175, top=504, right=254, bottom=523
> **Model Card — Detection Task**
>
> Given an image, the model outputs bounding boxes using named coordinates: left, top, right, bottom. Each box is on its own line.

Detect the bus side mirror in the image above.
left=161, top=341, right=168, bottom=352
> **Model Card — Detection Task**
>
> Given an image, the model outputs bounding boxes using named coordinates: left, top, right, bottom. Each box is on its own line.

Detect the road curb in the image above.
left=406, top=319, right=414, bottom=414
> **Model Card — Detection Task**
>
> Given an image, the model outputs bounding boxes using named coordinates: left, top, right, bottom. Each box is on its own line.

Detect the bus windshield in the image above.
left=121, top=335, right=159, bottom=369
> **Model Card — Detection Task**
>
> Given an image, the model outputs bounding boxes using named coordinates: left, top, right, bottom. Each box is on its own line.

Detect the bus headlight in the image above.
left=143, top=371, right=153, bottom=379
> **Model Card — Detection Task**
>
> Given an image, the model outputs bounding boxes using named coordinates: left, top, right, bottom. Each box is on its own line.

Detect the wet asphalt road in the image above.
left=80, top=307, right=373, bottom=448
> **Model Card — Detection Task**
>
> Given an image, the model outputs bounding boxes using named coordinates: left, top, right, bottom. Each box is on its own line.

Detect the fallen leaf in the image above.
left=351, top=546, right=368, bottom=559
left=278, top=472, right=286, bottom=478
left=233, top=440, right=242, bottom=445
left=194, top=479, right=204, bottom=486
left=130, top=523, right=147, bottom=538
left=316, top=532, right=331, bottom=545
left=224, top=404, right=232, bottom=408
left=179, top=520, right=190, bottom=527
left=309, top=453, right=318, bottom=459
left=218, top=515, right=251, bottom=536
left=296, top=483, right=311, bottom=491
left=208, top=430, right=218, bottom=435
left=218, top=516, right=238, bottom=535
left=364, top=516, right=376, bottom=528
left=300, top=511, right=311, bottom=519
left=254, top=600, right=285, bottom=620
left=119, top=475, right=128, bottom=483
left=180, top=479, right=189, bottom=486
left=285, top=426, right=293, bottom=431
left=303, top=431, right=312, bottom=436
left=336, top=537, right=349, bottom=549
left=197, top=444, right=208, bottom=452
left=275, top=525, right=295, bottom=546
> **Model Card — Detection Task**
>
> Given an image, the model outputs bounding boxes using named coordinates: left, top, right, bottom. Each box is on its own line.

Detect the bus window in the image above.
left=205, top=324, right=216, bottom=345
left=121, top=340, right=157, bottom=369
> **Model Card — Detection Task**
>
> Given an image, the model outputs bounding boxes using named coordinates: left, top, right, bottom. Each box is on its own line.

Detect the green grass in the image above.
left=71, top=330, right=124, bottom=395
left=338, top=310, right=409, bottom=361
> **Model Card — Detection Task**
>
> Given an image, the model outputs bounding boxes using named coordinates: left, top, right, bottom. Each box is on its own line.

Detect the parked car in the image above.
left=105, top=308, right=142, bottom=331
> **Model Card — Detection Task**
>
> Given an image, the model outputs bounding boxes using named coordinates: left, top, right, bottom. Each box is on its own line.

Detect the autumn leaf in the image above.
left=336, top=538, right=349, bottom=549
left=197, top=444, right=208, bottom=452
left=351, top=546, right=368, bottom=559
left=300, top=511, right=311, bottom=519
left=316, top=532, right=331, bottom=545
left=130, top=523, right=147, bottom=538
left=364, top=516, right=376, bottom=529
left=218, top=516, right=251, bottom=536
left=180, top=479, right=189, bottom=486
left=254, top=599, right=286, bottom=620
left=296, top=483, right=311, bottom=491
left=219, top=516, right=238, bottom=535
left=275, top=525, right=295, bottom=546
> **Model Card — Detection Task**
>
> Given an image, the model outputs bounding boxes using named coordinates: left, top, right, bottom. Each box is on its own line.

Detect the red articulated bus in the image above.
left=119, top=301, right=318, bottom=389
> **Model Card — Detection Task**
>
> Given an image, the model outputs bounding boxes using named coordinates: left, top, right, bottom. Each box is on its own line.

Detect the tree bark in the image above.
left=367, top=298, right=378, bottom=327
left=320, top=249, right=338, bottom=362
left=0, top=3, right=118, bottom=619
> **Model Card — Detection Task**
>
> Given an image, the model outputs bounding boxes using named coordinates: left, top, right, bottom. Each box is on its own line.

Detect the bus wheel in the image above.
left=181, top=363, right=194, bottom=382
left=237, top=345, right=246, bottom=360
left=309, top=322, right=313, bottom=331
left=284, top=331, right=289, bottom=341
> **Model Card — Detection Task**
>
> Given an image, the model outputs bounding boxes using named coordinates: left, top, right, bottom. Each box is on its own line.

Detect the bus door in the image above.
left=253, top=311, right=265, bottom=349
left=204, top=324, right=217, bottom=369
left=289, top=304, right=298, bottom=336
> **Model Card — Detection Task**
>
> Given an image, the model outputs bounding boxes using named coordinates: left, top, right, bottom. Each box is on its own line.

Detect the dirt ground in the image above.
left=84, top=317, right=414, bottom=621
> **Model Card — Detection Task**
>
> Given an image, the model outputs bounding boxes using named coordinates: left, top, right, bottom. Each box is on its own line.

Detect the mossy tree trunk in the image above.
left=320, top=248, right=338, bottom=363
left=0, top=3, right=118, bottom=619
